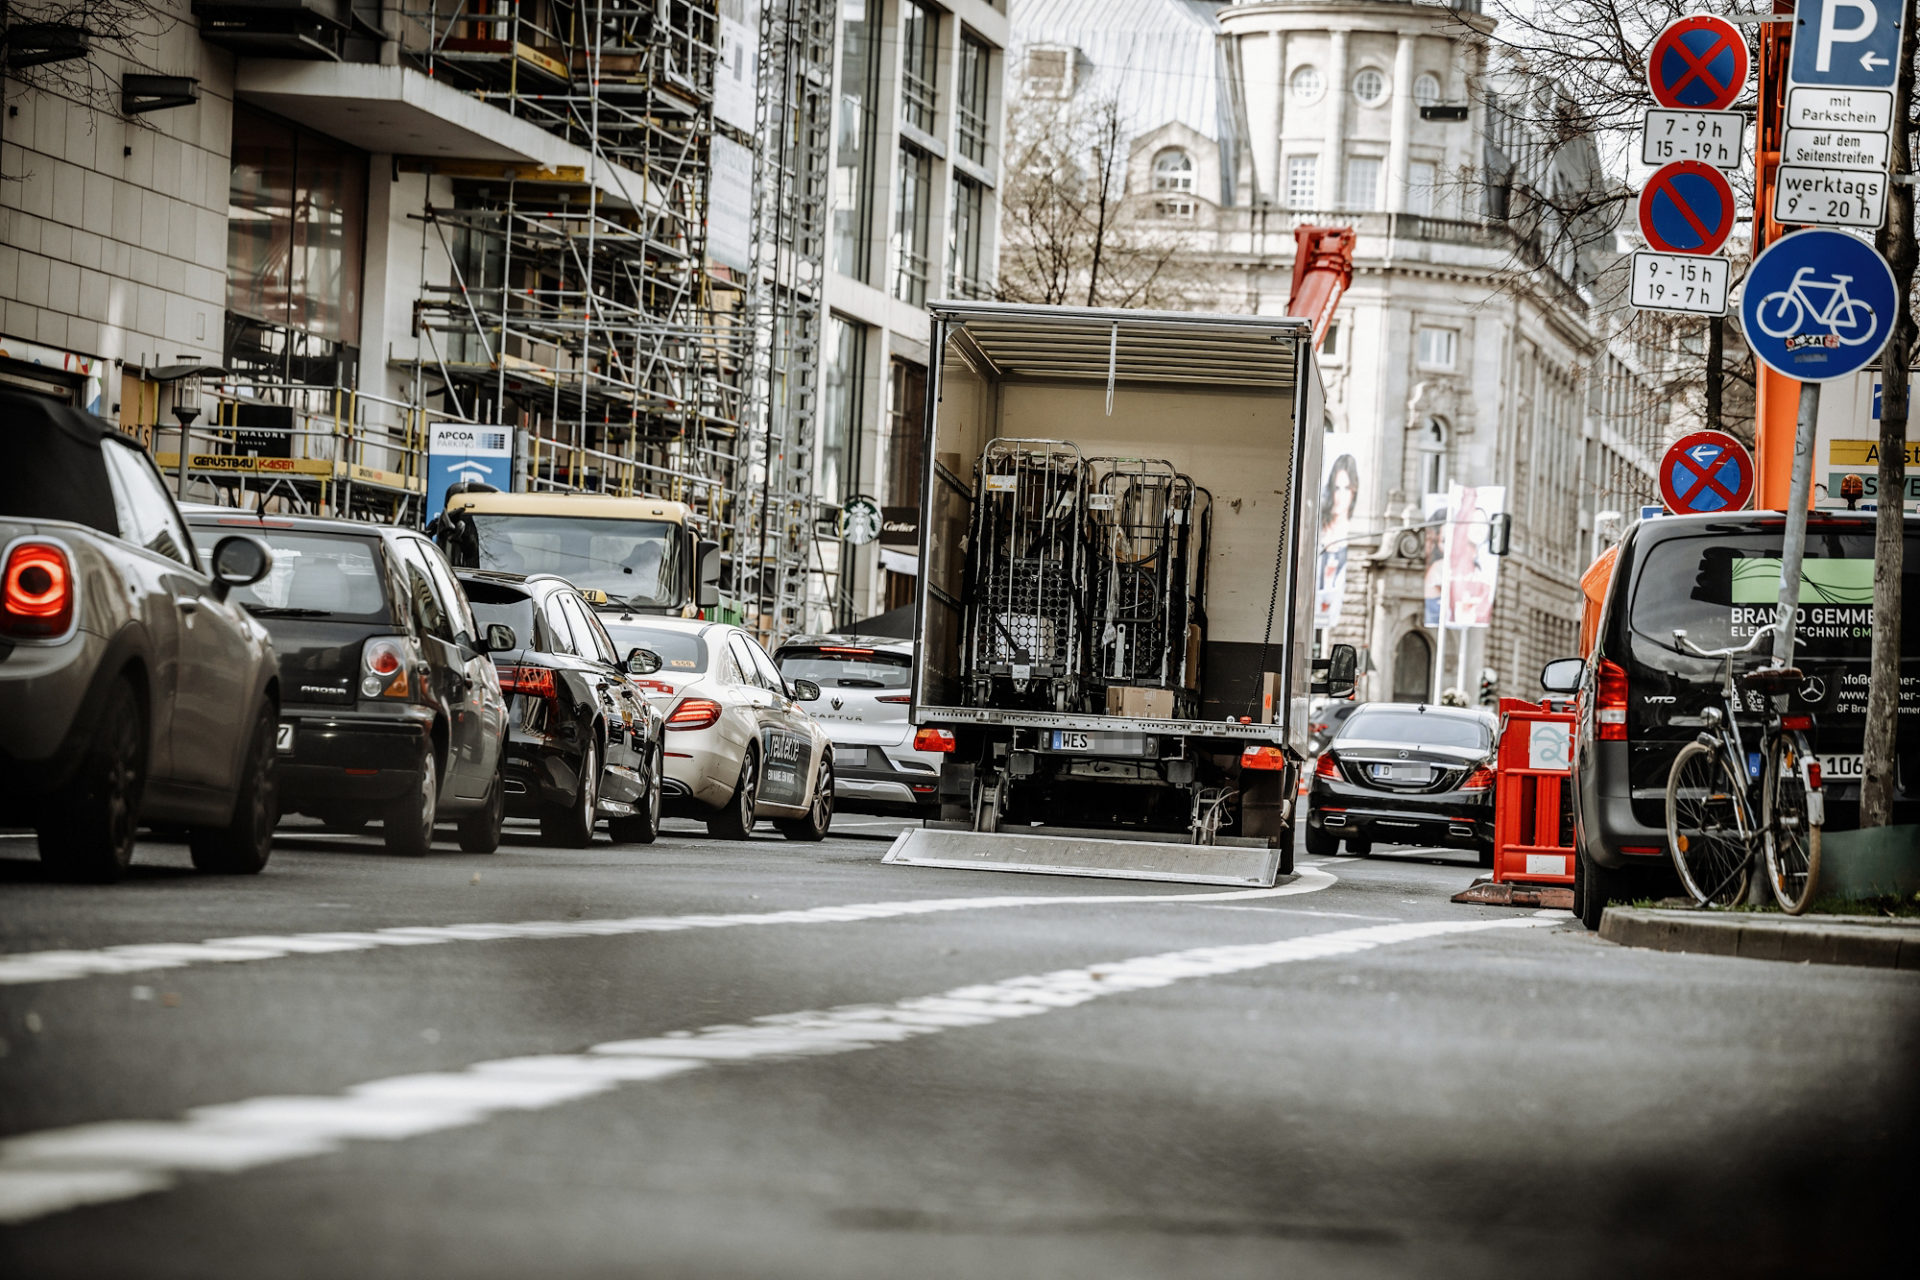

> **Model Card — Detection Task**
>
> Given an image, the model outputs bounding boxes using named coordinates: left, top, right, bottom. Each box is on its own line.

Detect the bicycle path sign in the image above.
left=1637, top=160, right=1735, bottom=254
left=1648, top=15, right=1749, bottom=111
left=1740, top=229, right=1897, bottom=382
left=1660, top=430, right=1754, bottom=515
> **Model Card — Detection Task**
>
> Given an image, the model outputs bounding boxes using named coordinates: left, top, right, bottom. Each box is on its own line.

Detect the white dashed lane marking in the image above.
left=0, top=867, right=1338, bottom=987
left=0, top=915, right=1555, bottom=1225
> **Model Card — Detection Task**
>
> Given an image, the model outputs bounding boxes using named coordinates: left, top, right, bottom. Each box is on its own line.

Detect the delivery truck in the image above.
left=906, top=302, right=1356, bottom=866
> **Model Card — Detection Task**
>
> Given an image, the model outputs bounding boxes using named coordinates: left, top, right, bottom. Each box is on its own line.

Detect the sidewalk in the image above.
left=1599, top=907, right=1920, bottom=970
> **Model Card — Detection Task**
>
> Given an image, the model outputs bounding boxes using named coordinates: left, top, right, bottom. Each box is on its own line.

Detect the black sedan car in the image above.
left=1305, top=703, right=1497, bottom=863
left=184, top=510, right=512, bottom=856
left=457, top=571, right=666, bottom=846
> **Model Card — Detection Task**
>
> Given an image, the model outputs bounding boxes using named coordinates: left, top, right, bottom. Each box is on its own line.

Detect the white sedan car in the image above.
left=598, top=615, right=834, bottom=840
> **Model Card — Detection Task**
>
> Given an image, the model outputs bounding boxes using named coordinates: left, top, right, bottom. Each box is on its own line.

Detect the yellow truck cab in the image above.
left=432, top=491, right=721, bottom=617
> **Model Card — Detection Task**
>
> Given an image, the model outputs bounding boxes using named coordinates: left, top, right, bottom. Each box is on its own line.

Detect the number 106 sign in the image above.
left=1630, top=250, right=1732, bottom=316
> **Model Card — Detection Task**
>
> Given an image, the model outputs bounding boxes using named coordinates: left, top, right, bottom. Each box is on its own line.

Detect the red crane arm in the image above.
left=1286, top=226, right=1357, bottom=353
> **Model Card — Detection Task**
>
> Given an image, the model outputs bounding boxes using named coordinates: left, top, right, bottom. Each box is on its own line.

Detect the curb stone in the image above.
left=1598, top=907, right=1920, bottom=970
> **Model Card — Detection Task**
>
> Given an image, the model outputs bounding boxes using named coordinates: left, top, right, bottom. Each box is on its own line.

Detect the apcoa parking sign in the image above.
left=426, top=425, right=514, bottom=521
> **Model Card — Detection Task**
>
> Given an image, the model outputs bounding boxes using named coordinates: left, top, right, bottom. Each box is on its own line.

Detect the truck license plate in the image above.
left=1047, top=731, right=1152, bottom=756
left=276, top=722, right=295, bottom=754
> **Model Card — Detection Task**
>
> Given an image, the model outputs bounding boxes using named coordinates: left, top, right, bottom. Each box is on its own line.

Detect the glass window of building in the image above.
left=886, top=359, right=928, bottom=510
left=1414, top=73, right=1442, bottom=108
left=1152, top=148, right=1194, bottom=192
left=948, top=176, right=986, bottom=299
left=1417, top=326, right=1458, bottom=370
left=833, top=0, right=884, bottom=282
left=1343, top=156, right=1382, bottom=211
left=892, top=145, right=934, bottom=306
left=822, top=317, right=867, bottom=505
left=1289, top=65, right=1324, bottom=103
left=957, top=32, right=992, bottom=165
left=900, top=0, right=940, bottom=134
left=1408, top=160, right=1437, bottom=216
left=1286, top=154, right=1319, bottom=208
left=1352, top=68, right=1387, bottom=106
left=1321, top=320, right=1341, bottom=359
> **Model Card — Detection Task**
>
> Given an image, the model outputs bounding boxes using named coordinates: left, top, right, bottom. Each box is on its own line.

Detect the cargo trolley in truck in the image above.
left=903, top=302, right=1356, bottom=876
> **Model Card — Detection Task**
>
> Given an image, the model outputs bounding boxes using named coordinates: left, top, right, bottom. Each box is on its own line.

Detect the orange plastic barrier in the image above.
left=1491, top=697, right=1575, bottom=885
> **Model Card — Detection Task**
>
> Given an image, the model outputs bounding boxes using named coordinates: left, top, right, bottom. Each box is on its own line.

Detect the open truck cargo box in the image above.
left=907, top=302, right=1325, bottom=847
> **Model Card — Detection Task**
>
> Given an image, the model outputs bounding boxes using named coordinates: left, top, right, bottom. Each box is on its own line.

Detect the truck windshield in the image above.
left=465, top=516, right=681, bottom=611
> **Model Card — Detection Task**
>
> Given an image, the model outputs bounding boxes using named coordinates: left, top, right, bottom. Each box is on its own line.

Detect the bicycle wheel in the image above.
left=1666, top=740, right=1753, bottom=906
left=1828, top=298, right=1878, bottom=346
left=1753, top=289, right=1804, bottom=339
left=1763, top=730, right=1823, bottom=915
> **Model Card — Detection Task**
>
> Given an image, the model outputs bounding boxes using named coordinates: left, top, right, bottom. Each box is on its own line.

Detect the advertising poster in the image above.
left=714, top=0, right=760, bottom=135
left=1425, top=484, right=1506, bottom=628
left=708, top=135, right=754, bottom=273
left=1314, top=435, right=1360, bottom=631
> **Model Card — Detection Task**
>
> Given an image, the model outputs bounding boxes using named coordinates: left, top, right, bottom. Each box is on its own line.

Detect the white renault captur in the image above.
left=772, top=634, right=946, bottom=814
left=599, top=616, right=834, bottom=840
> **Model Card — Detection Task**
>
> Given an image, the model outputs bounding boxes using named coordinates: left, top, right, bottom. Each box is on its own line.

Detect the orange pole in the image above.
left=1752, top=0, right=1802, bottom=510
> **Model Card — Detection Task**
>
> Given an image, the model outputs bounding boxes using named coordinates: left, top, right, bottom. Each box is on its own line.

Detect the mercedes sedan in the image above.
left=1305, top=703, right=1497, bottom=863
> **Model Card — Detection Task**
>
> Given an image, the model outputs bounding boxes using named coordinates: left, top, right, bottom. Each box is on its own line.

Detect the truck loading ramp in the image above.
left=882, top=828, right=1286, bottom=887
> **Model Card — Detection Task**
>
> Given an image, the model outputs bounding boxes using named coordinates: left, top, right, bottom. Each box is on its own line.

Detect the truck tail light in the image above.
left=1314, top=752, right=1340, bottom=778
left=666, top=698, right=723, bottom=730
left=2, top=541, right=73, bottom=638
left=1596, top=658, right=1629, bottom=741
left=361, top=637, right=412, bottom=700
left=912, top=727, right=956, bottom=753
left=500, top=665, right=557, bottom=699
left=1461, top=765, right=1497, bottom=791
left=1242, top=744, right=1288, bottom=771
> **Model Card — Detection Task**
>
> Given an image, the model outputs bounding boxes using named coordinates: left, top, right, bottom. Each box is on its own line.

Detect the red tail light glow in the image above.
left=360, top=637, right=411, bottom=699
left=1242, top=744, right=1288, bottom=772
left=666, top=697, right=723, bottom=730
left=1807, top=761, right=1822, bottom=789
left=877, top=694, right=911, bottom=704
left=1461, top=765, right=1497, bottom=791
left=1596, top=658, right=1629, bottom=741
left=820, top=646, right=875, bottom=655
left=2, top=542, right=73, bottom=637
left=1314, top=753, right=1339, bottom=778
left=912, top=727, right=956, bottom=753
left=500, top=665, right=557, bottom=699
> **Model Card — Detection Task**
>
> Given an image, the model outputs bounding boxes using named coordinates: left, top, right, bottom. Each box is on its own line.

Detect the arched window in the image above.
left=1151, top=148, right=1195, bottom=193
left=1418, top=416, right=1449, bottom=498
left=1414, top=73, right=1443, bottom=109
left=1289, top=65, right=1325, bottom=103
left=1352, top=68, right=1387, bottom=106
left=1392, top=630, right=1433, bottom=704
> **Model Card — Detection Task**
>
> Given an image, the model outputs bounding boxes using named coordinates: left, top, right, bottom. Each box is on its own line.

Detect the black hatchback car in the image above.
left=457, top=570, right=666, bottom=846
left=1547, top=511, right=1920, bottom=931
left=184, top=510, right=512, bottom=855
left=1305, top=703, right=1498, bottom=862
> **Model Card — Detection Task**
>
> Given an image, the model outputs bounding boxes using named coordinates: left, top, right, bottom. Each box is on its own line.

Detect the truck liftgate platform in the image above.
left=882, top=828, right=1288, bottom=888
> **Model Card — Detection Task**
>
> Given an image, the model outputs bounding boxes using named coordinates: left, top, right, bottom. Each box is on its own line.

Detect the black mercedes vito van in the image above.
left=1552, top=511, right=1919, bottom=929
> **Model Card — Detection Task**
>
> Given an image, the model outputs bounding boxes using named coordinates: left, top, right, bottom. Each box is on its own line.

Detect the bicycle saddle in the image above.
left=1738, top=666, right=1804, bottom=693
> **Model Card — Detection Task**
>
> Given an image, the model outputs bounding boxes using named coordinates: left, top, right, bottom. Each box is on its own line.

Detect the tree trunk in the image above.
left=1861, top=14, right=1918, bottom=830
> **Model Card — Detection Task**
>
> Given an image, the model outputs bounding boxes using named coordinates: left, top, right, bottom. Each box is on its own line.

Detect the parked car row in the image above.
left=0, top=391, right=844, bottom=881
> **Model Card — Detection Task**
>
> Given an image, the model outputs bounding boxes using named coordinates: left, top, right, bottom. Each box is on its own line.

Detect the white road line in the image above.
left=1190, top=906, right=1401, bottom=921
left=0, top=867, right=1337, bottom=987
left=0, top=915, right=1556, bottom=1225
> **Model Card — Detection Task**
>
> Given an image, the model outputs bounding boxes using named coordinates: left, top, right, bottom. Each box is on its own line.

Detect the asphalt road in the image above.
left=1, top=814, right=1915, bottom=1278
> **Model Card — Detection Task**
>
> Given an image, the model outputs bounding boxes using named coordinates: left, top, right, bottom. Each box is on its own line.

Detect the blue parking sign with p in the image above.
left=426, top=425, right=515, bottom=521
left=1791, top=0, right=1905, bottom=89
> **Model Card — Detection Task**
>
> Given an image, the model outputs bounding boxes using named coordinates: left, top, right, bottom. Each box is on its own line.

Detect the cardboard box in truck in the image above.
left=1106, top=686, right=1180, bottom=718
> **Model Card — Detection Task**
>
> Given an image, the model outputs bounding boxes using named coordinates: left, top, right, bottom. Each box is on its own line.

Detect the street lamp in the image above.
left=148, top=360, right=224, bottom=499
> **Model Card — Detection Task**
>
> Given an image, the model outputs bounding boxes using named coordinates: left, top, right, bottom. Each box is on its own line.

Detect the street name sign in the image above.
left=1641, top=109, right=1746, bottom=170
left=1772, top=164, right=1888, bottom=228
left=1660, top=430, right=1755, bottom=514
left=426, top=424, right=514, bottom=521
left=1637, top=160, right=1736, bottom=254
left=1648, top=15, right=1751, bottom=110
left=1629, top=250, right=1732, bottom=315
left=1739, top=229, right=1898, bottom=381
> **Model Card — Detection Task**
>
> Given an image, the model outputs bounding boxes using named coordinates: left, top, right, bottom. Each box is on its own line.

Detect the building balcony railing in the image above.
left=1271, top=207, right=1582, bottom=302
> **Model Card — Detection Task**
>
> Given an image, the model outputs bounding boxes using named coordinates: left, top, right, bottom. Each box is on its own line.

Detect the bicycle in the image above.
left=1752, top=267, right=1877, bottom=347
left=1663, top=623, right=1825, bottom=914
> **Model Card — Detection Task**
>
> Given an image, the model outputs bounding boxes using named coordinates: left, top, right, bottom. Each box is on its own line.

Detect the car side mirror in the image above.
left=626, top=646, right=662, bottom=676
left=1540, top=657, right=1583, bottom=695
left=790, top=678, right=822, bottom=702
left=481, top=623, right=517, bottom=654
left=696, top=540, right=721, bottom=610
left=1310, top=644, right=1358, bottom=698
left=210, top=535, right=271, bottom=597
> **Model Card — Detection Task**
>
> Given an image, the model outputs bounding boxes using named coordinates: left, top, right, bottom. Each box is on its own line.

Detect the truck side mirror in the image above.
left=696, top=539, right=722, bottom=610
left=1540, top=657, right=1583, bottom=694
left=1487, top=513, right=1512, bottom=556
left=1309, top=644, right=1358, bottom=698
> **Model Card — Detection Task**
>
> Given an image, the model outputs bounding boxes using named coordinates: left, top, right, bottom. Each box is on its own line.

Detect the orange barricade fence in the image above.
left=1492, top=697, right=1575, bottom=885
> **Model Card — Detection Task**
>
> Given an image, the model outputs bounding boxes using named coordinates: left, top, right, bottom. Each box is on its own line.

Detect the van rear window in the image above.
left=1629, top=531, right=1918, bottom=658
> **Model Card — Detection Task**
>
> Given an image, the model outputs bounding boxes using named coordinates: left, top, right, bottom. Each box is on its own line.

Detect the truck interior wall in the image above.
left=923, top=352, right=1302, bottom=718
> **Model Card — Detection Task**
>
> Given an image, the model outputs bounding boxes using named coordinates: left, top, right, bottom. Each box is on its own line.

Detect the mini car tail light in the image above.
left=1595, top=658, right=1629, bottom=741
left=912, top=727, right=956, bottom=753
left=1241, top=744, right=1287, bottom=771
left=500, top=665, right=557, bottom=699
left=666, top=697, right=723, bottom=730
left=1314, top=753, right=1340, bottom=778
left=2, top=541, right=73, bottom=638
left=877, top=694, right=911, bottom=704
left=1461, top=765, right=1497, bottom=790
left=360, top=637, right=411, bottom=699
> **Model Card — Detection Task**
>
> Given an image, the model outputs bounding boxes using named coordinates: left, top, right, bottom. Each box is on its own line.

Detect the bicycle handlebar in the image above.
left=1671, top=624, right=1776, bottom=660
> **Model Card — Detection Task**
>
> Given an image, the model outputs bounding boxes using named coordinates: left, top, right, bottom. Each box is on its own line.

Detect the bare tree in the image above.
left=996, top=90, right=1206, bottom=310
left=3, top=1, right=181, bottom=114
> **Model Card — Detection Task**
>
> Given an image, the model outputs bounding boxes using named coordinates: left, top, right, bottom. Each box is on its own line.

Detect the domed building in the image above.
left=1008, top=0, right=1667, bottom=703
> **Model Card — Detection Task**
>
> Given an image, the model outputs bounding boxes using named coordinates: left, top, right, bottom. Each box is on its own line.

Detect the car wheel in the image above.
left=458, top=757, right=506, bottom=853
left=706, top=745, right=759, bottom=840
left=542, top=737, right=599, bottom=848
left=190, top=702, right=279, bottom=875
left=1346, top=839, right=1372, bottom=855
left=384, top=748, right=439, bottom=857
left=1303, top=822, right=1340, bottom=859
left=609, top=741, right=663, bottom=845
left=776, top=756, right=834, bottom=842
left=38, top=675, right=147, bottom=883
left=1577, top=841, right=1613, bottom=932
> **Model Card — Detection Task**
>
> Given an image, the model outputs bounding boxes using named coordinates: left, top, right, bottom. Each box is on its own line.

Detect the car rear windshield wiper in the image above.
left=243, top=606, right=336, bottom=618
